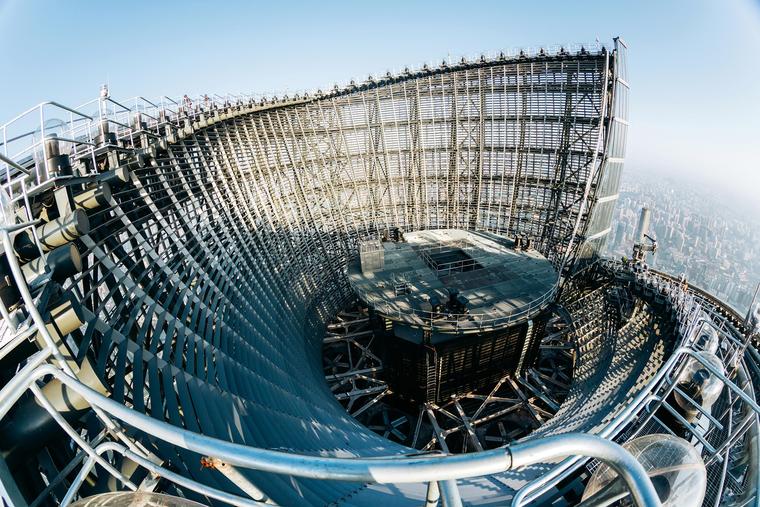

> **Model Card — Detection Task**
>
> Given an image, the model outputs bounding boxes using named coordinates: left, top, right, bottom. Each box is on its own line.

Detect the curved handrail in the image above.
left=0, top=362, right=660, bottom=506
left=1, top=101, right=93, bottom=131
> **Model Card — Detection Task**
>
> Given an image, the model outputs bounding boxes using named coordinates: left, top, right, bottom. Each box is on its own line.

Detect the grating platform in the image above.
left=348, top=229, right=558, bottom=333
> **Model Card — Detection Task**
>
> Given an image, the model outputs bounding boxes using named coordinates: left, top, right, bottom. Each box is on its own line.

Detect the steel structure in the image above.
left=0, top=38, right=757, bottom=507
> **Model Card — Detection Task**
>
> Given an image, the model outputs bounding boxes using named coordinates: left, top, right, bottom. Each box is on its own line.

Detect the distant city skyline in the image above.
left=1, top=0, right=759, bottom=210
left=632, top=165, right=760, bottom=216
left=606, top=169, right=760, bottom=314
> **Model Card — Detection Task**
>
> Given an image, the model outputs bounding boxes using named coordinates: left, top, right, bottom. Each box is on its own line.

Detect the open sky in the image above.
left=1, top=0, right=758, bottom=209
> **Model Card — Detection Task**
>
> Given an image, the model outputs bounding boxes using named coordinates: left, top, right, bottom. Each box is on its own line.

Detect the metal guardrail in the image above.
left=367, top=283, right=559, bottom=333
left=0, top=91, right=304, bottom=207
left=0, top=358, right=661, bottom=507
left=511, top=260, right=760, bottom=506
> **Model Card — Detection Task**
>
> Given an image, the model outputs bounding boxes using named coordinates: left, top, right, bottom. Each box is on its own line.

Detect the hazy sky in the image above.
left=1, top=0, right=758, bottom=209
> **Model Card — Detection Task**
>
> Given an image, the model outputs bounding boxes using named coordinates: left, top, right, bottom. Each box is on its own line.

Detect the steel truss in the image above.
left=327, top=307, right=577, bottom=455
left=323, top=305, right=389, bottom=418
left=0, top=38, right=754, bottom=507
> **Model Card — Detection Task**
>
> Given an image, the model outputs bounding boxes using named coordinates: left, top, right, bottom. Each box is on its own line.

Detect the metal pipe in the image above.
left=0, top=229, right=78, bottom=379
left=201, top=457, right=272, bottom=504
left=105, top=97, right=132, bottom=112
left=424, top=481, right=440, bottom=507
left=136, top=96, right=159, bottom=108
left=0, top=152, right=31, bottom=175
left=509, top=434, right=661, bottom=507
left=45, top=135, right=96, bottom=147
left=0, top=347, right=52, bottom=417
left=681, top=348, right=760, bottom=414
left=29, top=430, right=109, bottom=507
left=732, top=359, right=759, bottom=507
left=0, top=364, right=514, bottom=484
left=438, top=479, right=463, bottom=507
left=29, top=384, right=137, bottom=499
left=60, top=443, right=112, bottom=507
left=511, top=339, right=720, bottom=506
left=0, top=362, right=663, bottom=504
left=123, top=446, right=269, bottom=507
left=1, top=102, right=92, bottom=131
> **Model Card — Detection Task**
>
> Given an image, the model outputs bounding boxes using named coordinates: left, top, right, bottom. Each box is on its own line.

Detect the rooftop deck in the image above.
left=348, top=229, right=558, bottom=333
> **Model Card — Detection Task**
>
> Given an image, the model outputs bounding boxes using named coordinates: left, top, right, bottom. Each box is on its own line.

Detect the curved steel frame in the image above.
left=0, top=38, right=756, bottom=507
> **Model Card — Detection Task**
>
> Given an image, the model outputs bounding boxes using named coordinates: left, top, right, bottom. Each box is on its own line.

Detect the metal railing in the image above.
left=511, top=260, right=760, bottom=506
left=0, top=356, right=661, bottom=507
left=0, top=101, right=97, bottom=201
left=366, top=283, right=559, bottom=332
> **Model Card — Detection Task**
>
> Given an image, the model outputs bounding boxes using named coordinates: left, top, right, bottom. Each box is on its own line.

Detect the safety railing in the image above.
left=0, top=355, right=662, bottom=507
left=512, top=345, right=760, bottom=506
left=0, top=38, right=609, bottom=202
left=367, top=282, right=559, bottom=333
left=0, top=101, right=98, bottom=202
left=511, top=260, right=760, bottom=506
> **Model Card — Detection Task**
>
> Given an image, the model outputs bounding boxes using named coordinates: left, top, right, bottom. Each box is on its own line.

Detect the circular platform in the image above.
left=348, top=229, right=558, bottom=333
